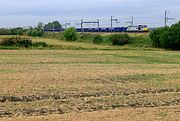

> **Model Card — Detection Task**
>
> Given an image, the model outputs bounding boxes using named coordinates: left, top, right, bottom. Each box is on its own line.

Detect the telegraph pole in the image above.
left=164, top=11, right=168, bottom=27
left=80, top=19, right=100, bottom=33
left=126, top=16, right=134, bottom=26
left=97, top=19, right=100, bottom=31
left=164, top=11, right=175, bottom=27
left=110, top=16, right=118, bottom=32
left=111, top=16, right=113, bottom=31
left=131, top=16, right=134, bottom=26
left=81, top=19, right=83, bottom=33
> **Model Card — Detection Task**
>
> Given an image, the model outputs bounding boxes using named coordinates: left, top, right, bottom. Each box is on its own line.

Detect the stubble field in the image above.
left=0, top=49, right=180, bottom=121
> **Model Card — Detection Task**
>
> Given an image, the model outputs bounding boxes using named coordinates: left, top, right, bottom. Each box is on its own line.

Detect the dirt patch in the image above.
left=0, top=88, right=179, bottom=103
left=0, top=88, right=180, bottom=118
left=0, top=108, right=64, bottom=118
left=0, top=97, right=180, bottom=118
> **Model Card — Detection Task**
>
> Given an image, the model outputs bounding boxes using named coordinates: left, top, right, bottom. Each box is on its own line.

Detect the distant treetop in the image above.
left=44, top=21, right=62, bottom=31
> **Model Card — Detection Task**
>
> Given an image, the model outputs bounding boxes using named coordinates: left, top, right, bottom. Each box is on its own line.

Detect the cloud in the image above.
left=0, top=0, right=179, bottom=27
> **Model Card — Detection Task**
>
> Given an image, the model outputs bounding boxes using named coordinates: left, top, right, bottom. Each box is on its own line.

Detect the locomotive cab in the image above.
left=138, top=25, right=148, bottom=31
left=127, top=25, right=148, bottom=32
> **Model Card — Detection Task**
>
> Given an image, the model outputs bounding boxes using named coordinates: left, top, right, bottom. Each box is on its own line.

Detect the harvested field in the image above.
left=1, top=106, right=180, bottom=121
left=0, top=49, right=180, bottom=120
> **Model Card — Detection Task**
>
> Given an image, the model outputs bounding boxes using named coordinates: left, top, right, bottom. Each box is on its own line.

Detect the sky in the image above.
left=0, top=0, right=179, bottom=28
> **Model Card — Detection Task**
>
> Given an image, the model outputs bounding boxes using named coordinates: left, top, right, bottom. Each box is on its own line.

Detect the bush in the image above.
left=16, top=39, right=33, bottom=48
left=79, top=33, right=93, bottom=40
left=10, top=28, right=25, bottom=35
left=27, top=28, right=44, bottom=37
left=150, top=22, right=180, bottom=50
left=0, top=28, right=11, bottom=35
left=110, top=34, right=130, bottom=45
left=0, top=37, right=32, bottom=48
left=43, top=32, right=65, bottom=40
left=129, top=35, right=152, bottom=47
left=149, top=27, right=169, bottom=48
left=77, top=33, right=96, bottom=43
left=0, top=37, right=18, bottom=46
left=0, top=37, right=48, bottom=48
left=63, top=28, right=77, bottom=41
left=33, top=42, right=48, bottom=47
left=93, top=34, right=103, bottom=44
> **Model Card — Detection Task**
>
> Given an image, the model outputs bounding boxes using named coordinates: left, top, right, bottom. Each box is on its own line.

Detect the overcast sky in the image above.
left=0, top=0, right=179, bottom=27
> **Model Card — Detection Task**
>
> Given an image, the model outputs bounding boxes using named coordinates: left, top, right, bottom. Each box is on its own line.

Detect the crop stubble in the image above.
left=0, top=50, right=180, bottom=120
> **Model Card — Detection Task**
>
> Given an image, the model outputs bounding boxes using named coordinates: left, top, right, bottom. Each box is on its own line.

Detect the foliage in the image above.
left=0, top=37, right=48, bottom=48
left=77, top=33, right=95, bottom=43
left=33, top=42, right=48, bottom=47
left=0, top=37, right=32, bottom=48
left=44, top=21, right=62, bottom=30
left=0, top=37, right=18, bottom=46
left=150, top=22, right=180, bottom=50
left=27, top=28, right=44, bottom=37
left=43, top=32, right=65, bottom=40
left=149, top=27, right=169, bottom=48
left=0, top=28, right=10, bottom=35
left=130, top=35, right=152, bottom=47
left=0, top=27, right=26, bottom=35
left=0, top=23, right=44, bottom=36
left=63, top=28, right=77, bottom=41
left=10, top=27, right=26, bottom=35
left=93, top=34, right=103, bottom=44
left=37, top=22, right=44, bottom=29
left=110, top=34, right=130, bottom=45
left=16, top=39, right=33, bottom=48
left=79, top=33, right=94, bottom=40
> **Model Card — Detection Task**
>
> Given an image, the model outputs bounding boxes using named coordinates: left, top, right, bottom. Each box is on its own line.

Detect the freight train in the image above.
left=44, top=25, right=149, bottom=33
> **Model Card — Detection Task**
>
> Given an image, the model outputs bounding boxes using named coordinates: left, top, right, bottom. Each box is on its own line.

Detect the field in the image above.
left=0, top=36, right=180, bottom=121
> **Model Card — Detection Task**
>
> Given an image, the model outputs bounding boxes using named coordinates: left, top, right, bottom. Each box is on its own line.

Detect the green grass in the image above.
left=129, top=34, right=152, bottom=47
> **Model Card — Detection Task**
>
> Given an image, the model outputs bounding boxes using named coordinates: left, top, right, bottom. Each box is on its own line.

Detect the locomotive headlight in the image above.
left=143, top=28, right=149, bottom=31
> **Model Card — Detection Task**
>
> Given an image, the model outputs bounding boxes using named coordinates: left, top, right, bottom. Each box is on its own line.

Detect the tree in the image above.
left=63, top=27, right=77, bottom=41
left=37, top=22, right=44, bottom=29
left=52, top=21, right=62, bottom=28
left=149, top=27, right=169, bottom=48
left=0, top=27, right=25, bottom=35
left=26, top=22, right=44, bottom=37
left=150, top=21, right=180, bottom=50
left=44, top=21, right=62, bottom=30
left=27, top=28, right=44, bottom=37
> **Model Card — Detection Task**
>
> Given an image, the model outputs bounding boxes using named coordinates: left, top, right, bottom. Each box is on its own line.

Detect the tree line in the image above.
left=0, top=21, right=62, bottom=37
